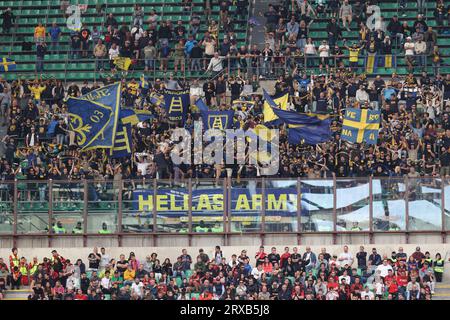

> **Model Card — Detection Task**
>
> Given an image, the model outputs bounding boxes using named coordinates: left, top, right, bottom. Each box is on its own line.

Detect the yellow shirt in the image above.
left=127, top=82, right=139, bottom=96
left=123, top=269, right=135, bottom=281
left=29, top=85, right=46, bottom=100
left=348, top=48, right=360, bottom=62
left=34, top=26, right=46, bottom=38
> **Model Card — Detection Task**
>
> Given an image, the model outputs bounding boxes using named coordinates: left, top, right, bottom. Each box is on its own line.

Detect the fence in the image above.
left=0, top=176, right=449, bottom=246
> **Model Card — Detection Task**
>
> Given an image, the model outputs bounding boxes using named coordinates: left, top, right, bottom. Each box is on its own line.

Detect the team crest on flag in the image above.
left=202, top=111, right=235, bottom=130
left=341, top=108, right=381, bottom=144
left=164, top=88, right=190, bottom=123
left=67, top=83, right=121, bottom=150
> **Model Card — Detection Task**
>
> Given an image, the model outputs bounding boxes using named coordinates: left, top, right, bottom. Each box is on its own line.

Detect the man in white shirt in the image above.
left=189, top=79, right=204, bottom=104
left=361, top=286, right=375, bottom=300
left=414, top=36, right=427, bottom=68
left=376, top=259, right=393, bottom=278
left=100, top=271, right=112, bottom=294
left=207, top=52, right=223, bottom=75
left=356, top=85, right=369, bottom=104
left=318, top=40, right=330, bottom=71
left=131, top=278, right=144, bottom=298
left=404, top=37, right=415, bottom=71
left=338, top=245, right=354, bottom=268
left=251, top=264, right=264, bottom=280
left=99, top=247, right=110, bottom=270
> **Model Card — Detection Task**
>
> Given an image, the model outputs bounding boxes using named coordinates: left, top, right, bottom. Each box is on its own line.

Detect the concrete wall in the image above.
left=1, top=233, right=449, bottom=249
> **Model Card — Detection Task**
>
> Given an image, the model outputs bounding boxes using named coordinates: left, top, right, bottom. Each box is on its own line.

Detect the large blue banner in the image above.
left=132, top=187, right=305, bottom=217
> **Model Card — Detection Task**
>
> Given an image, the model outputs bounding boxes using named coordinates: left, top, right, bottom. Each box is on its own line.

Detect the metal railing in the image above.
left=7, top=51, right=448, bottom=83
left=0, top=176, right=449, bottom=246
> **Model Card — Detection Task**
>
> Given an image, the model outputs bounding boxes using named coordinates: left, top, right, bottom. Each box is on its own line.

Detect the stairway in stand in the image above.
left=434, top=281, right=450, bottom=300
left=2, top=289, right=33, bottom=301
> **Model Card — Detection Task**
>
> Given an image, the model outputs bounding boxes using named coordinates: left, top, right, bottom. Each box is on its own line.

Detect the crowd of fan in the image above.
left=0, top=68, right=450, bottom=184
left=0, top=245, right=445, bottom=300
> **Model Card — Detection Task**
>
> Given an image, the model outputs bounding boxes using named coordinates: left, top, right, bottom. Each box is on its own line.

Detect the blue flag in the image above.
left=341, top=108, right=381, bottom=144
left=195, top=98, right=209, bottom=113
left=270, top=107, right=325, bottom=125
left=268, top=102, right=331, bottom=145
left=164, top=88, right=190, bottom=123
left=201, top=110, right=235, bottom=130
left=68, top=83, right=121, bottom=150
left=288, top=120, right=332, bottom=145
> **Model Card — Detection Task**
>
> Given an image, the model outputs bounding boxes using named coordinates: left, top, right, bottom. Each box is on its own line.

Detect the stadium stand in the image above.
left=0, top=0, right=251, bottom=81
left=0, top=0, right=449, bottom=81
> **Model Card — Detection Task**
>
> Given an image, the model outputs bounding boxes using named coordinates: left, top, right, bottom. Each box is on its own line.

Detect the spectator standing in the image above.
left=326, top=17, right=341, bottom=48
left=132, top=4, right=144, bottom=27
left=404, top=37, right=415, bottom=72
left=36, top=41, right=47, bottom=73
left=34, top=22, right=46, bottom=43
left=48, top=22, right=61, bottom=54
left=93, top=39, right=107, bottom=71
left=339, top=0, right=353, bottom=31
left=143, top=40, right=157, bottom=72
left=1, top=8, right=15, bottom=34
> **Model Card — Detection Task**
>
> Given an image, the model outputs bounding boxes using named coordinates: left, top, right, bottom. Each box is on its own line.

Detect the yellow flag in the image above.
left=263, top=92, right=289, bottom=123
left=113, top=57, right=132, bottom=71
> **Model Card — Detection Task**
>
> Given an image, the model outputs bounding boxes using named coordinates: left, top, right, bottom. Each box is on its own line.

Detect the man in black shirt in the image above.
left=36, top=41, right=47, bottom=72
left=267, top=247, right=280, bottom=266
left=439, top=146, right=450, bottom=176
left=356, top=246, right=367, bottom=271
left=116, top=254, right=128, bottom=275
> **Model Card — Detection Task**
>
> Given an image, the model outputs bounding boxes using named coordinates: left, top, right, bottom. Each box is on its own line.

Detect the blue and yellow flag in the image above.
left=149, top=92, right=165, bottom=107
left=110, top=121, right=132, bottom=158
left=378, top=54, right=394, bottom=69
left=341, top=108, right=381, bottom=144
left=164, top=88, right=190, bottom=123
left=0, top=57, right=16, bottom=72
left=67, top=83, right=121, bottom=150
left=232, top=100, right=255, bottom=119
left=139, top=74, right=150, bottom=97
left=120, top=108, right=154, bottom=126
left=365, top=53, right=376, bottom=74
left=201, top=110, right=235, bottom=130
left=270, top=105, right=331, bottom=145
left=110, top=109, right=154, bottom=158
left=113, top=57, right=132, bottom=71
left=263, top=89, right=289, bottom=125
